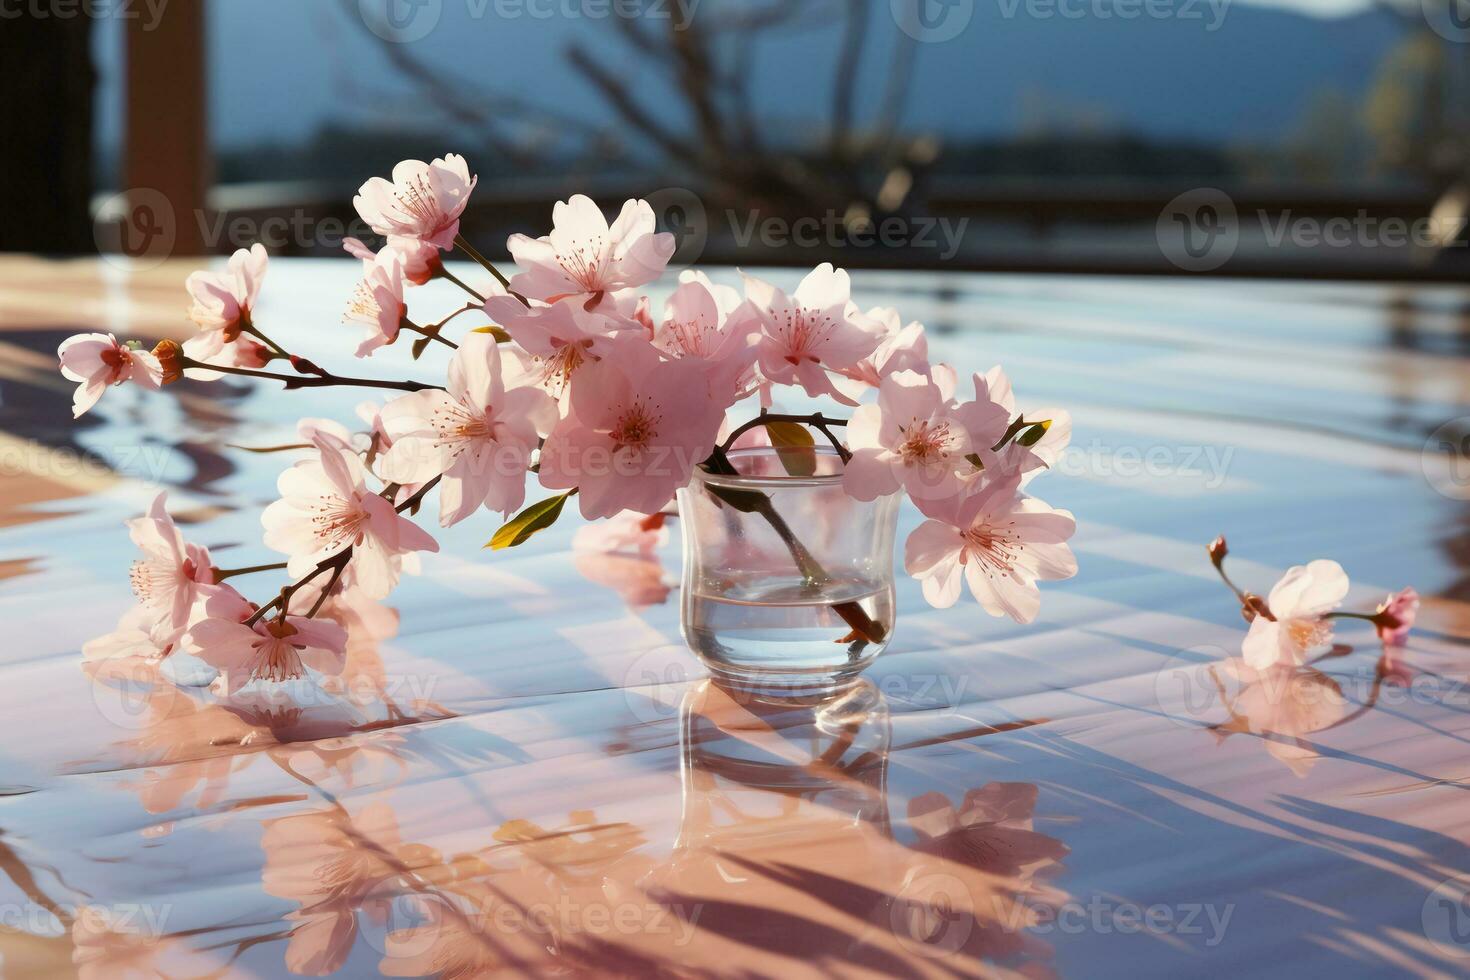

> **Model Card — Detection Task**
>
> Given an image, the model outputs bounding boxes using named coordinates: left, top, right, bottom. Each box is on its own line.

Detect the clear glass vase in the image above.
left=676, top=446, right=900, bottom=696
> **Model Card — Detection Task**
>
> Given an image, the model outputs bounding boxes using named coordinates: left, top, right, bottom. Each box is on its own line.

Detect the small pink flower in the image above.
left=185, top=613, right=348, bottom=695
left=737, top=264, right=881, bottom=403
left=833, top=306, right=932, bottom=399
left=178, top=331, right=271, bottom=381
left=1241, top=560, right=1350, bottom=669
left=1375, top=587, right=1419, bottom=645
left=343, top=234, right=441, bottom=285
left=377, top=334, right=557, bottom=526
left=539, top=339, right=724, bottom=519
left=344, top=251, right=407, bottom=357
left=58, top=333, right=162, bottom=418
left=843, top=369, right=972, bottom=502
left=483, top=295, right=637, bottom=395
left=976, top=365, right=1071, bottom=477
left=184, top=244, right=268, bottom=357
left=507, top=195, right=675, bottom=308
left=653, top=273, right=760, bottom=403
left=126, top=491, right=216, bottom=634
left=954, top=369, right=1021, bottom=472
left=353, top=154, right=477, bottom=251
left=905, top=474, right=1077, bottom=622
left=261, top=434, right=439, bottom=599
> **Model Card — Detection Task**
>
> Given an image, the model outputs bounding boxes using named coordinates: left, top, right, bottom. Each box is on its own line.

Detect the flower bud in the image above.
left=1207, top=534, right=1228, bottom=568
left=289, top=355, right=326, bottom=376
left=152, top=339, right=185, bottom=384
left=1241, top=592, right=1273, bottom=623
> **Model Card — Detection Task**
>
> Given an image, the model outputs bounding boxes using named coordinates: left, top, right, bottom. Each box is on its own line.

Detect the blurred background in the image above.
left=6, top=0, right=1470, bottom=276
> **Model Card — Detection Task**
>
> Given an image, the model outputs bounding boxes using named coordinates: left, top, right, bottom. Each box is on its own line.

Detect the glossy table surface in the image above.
left=2, top=256, right=1469, bottom=978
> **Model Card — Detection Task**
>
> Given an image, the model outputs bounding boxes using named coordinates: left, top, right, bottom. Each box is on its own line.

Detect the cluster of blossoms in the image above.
left=1206, top=535, right=1419, bottom=670
left=65, top=153, right=1078, bottom=695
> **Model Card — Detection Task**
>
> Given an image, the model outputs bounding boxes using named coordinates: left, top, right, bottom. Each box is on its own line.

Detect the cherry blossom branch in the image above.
left=1206, top=535, right=1273, bottom=621
left=213, top=561, right=288, bottom=581
left=424, top=302, right=482, bottom=333
left=703, top=444, right=884, bottom=646
left=453, top=234, right=525, bottom=303
left=243, top=476, right=443, bottom=627
left=179, top=356, right=443, bottom=393
left=403, top=321, right=459, bottom=350
left=436, top=264, right=486, bottom=303
left=241, top=323, right=291, bottom=360
left=305, top=561, right=347, bottom=619
left=718, top=412, right=851, bottom=462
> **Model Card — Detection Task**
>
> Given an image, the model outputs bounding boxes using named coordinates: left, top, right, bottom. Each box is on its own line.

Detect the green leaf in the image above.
left=1017, top=419, right=1051, bottom=447
left=764, top=421, right=817, bottom=476
left=486, top=491, right=573, bottom=550
left=471, top=325, right=513, bottom=343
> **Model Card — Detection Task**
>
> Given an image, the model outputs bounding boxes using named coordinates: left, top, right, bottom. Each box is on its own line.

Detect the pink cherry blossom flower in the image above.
left=57, top=333, right=162, bottom=418
left=483, top=295, right=637, bottom=395
left=653, top=273, right=760, bottom=403
left=539, top=339, right=724, bottom=519
left=261, top=434, right=439, bottom=599
left=1240, top=560, right=1350, bottom=669
left=183, top=243, right=268, bottom=358
left=833, top=306, right=932, bottom=399
left=738, top=264, right=881, bottom=402
left=344, top=251, right=407, bottom=357
left=178, top=331, right=271, bottom=382
left=377, top=334, right=557, bottom=526
left=976, top=365, right=1071, bottom=477
left=1375, top=587, right=1419, bottom=645
left=343, top=234, right=441, bottom=285
left=184, top=613, right=348, bottom=695
left=905, top=474, right=1077, bottom=622
left=352, top=154, right=477, bottom=251
left=126, top=491, right=216, bottom=634
left=954, top=369, right=1021, bottom=473
left=507, top=195, right=675, bottom=308
left=843, top=369, right=973, bottom=502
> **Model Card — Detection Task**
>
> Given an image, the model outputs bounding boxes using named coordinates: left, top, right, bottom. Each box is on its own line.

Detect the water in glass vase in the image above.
left=683, top=574, right=895, bottom=695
